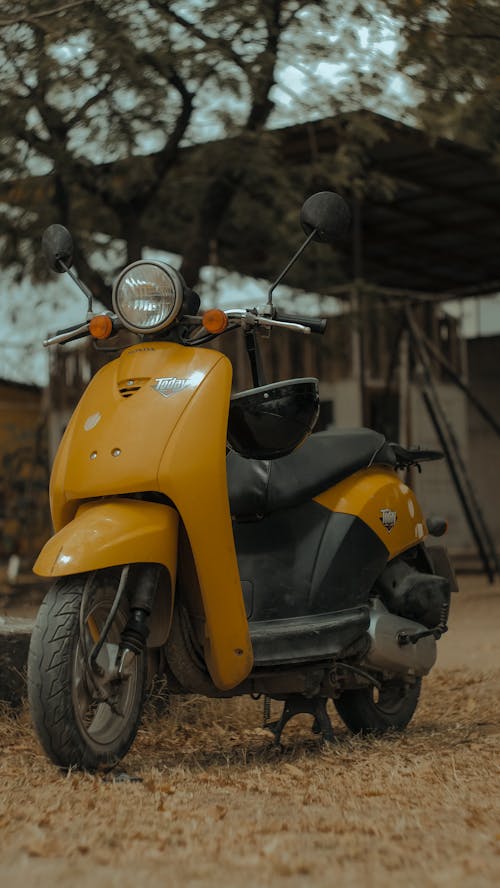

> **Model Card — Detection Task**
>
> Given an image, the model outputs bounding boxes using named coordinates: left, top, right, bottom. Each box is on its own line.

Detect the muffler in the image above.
left=362, top=598, right=437, bottom=677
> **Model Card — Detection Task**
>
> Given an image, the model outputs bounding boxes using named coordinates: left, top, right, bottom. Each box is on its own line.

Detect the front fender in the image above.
left=34, top=498, right=179, bottom=580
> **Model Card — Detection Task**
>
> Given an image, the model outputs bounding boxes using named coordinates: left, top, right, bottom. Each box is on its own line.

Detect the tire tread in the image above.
left=28, top=575, right=145, bottom=771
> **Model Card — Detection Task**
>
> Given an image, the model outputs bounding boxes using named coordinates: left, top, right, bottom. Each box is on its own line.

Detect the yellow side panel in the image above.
left=34, top=498, right=178, bottom=579
left=158, top=356, right=253, bottom=692
left=49, top=343, right=224, bottom=532
left=314, top=468, right=427, bottom=560
left=45, top=341, right=253, bottom=692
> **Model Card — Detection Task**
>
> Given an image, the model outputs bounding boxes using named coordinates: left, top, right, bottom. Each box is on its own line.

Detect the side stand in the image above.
left=264, top=694, right=335, bottom=746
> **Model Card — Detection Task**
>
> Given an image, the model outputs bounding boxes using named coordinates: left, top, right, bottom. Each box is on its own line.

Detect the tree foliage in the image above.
left=1, top=0, right=393, bottom=308
left=384, top=0, right=500, bottom=156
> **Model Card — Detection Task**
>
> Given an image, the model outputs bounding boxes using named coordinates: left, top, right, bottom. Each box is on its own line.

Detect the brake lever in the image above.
left=255, top=315, right=311, bottom=334
left=225, top=309, right=311, bottom=334
left=43, top=321, right=91, bottom=347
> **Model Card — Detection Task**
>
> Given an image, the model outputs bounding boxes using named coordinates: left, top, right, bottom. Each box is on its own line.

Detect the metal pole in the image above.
left=399, top=330, right=410, bottom=449
left=421, top=389, right=495, bottom=583
left=352, top=195, right=366, bottom=425
left=421, top=330, right=500, bottom=438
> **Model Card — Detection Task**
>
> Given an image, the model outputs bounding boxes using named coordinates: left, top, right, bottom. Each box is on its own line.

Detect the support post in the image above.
left=351, top=194, right=367, bottom=425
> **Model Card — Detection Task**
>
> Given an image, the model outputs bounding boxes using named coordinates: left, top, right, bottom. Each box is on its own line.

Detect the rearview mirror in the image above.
left=300, top=192, right=351, bottom=243
left=42, top=224, right=74, bottom=273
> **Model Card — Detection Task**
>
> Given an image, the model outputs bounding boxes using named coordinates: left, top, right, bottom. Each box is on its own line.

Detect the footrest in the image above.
left=250, top=606, right=369, bottom=666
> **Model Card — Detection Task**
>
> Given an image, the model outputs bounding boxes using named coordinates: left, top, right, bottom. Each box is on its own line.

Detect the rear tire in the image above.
left=28, top=570, right=146, bottom=771
left=334, top=678, right=421, bottom=735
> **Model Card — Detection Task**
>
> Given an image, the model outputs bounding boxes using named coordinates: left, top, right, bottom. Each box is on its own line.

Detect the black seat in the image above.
left=227, top=428, right=396, bottom=520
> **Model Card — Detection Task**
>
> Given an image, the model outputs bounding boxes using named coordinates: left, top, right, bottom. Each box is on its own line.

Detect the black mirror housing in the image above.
left=42, top=224, right=74, bottom=273
left=300, top=192, right=351, bottom=243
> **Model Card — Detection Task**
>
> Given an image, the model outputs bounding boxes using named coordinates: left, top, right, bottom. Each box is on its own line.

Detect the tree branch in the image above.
left=65, top=76, right=113, bottom=131
left=445, top=32, right=500, bottom=42
left=136, top=51, right=194, bottom=186
left=245, top=0, right=283, bottom=131
left=149, top=1, right=251, bottom=77
left=0, top=1, right=87, bottom=28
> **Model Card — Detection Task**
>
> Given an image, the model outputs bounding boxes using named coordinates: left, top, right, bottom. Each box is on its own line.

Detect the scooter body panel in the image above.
left=42, top=342, right=253, bottom=691
left=235, top=468, right=425, bottom=665
left=314, top=467, right=426, bottom=559
left=235, top=499, right=389, bottom=665
left=235, top=500, right=389, bottom=620
left=34, top=498, right=179, bottom=577
left=50, top=342, right=225, bottom=528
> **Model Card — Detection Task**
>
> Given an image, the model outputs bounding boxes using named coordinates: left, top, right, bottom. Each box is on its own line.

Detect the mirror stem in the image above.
left=60, top=262, right=94, bottom=314
left=267, top=227, right=317, bottom=308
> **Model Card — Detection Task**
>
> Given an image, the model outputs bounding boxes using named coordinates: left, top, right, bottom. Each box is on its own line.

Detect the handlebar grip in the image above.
left=273, top=311, right=327, bottom=334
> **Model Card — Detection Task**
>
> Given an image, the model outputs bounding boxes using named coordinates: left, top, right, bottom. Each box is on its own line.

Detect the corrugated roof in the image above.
left=3, top=111, right=500, bottom=297
left=276, top=112, right=500, bottom=295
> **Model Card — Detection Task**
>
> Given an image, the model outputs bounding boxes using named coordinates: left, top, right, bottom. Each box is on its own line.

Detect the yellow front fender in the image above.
left=33, top=498, right=179, bottom=579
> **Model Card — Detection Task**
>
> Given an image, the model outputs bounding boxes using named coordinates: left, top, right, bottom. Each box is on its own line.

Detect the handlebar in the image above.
left=44, top=307, right=326, bottom=348
left=221, top=307, right=327, bottom=335
left=273, top=310, right=327, bottom=335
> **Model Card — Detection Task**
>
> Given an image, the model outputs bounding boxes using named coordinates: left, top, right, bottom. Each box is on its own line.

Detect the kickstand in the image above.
left=264, top=694, right=335, bottom=746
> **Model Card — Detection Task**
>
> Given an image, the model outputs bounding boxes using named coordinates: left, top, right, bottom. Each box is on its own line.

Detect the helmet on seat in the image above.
left=227, top=378, right=319, bottom=460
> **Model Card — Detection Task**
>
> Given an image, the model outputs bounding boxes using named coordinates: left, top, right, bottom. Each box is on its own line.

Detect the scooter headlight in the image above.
left=112, top=261, right=184, bottom=333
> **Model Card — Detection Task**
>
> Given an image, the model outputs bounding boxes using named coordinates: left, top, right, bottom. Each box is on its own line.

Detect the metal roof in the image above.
left=3, top=110, right=500, bottom=298
left=278, top=112, right=500, bottom=296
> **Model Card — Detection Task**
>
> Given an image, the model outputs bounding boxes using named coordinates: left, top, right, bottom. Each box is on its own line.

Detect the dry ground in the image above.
left=0, top=576, right=499, bottom=888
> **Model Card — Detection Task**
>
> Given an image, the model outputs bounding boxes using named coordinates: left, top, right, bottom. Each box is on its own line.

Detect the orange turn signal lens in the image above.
left=202, top=309, right=228, bottom=334
left=89, top=314, right=113, bottom=340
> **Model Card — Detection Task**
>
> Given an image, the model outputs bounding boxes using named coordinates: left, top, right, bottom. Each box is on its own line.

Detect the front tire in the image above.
left=28, top=570, right=146, bottom=771
left=334, top=678, right=421, bottom=735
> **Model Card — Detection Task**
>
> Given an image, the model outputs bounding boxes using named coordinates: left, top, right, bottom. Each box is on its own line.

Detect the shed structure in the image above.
left=5, top=111, right=500, bottom=565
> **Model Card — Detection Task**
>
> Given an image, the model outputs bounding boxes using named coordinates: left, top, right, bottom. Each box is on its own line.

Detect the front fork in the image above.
left=83, top=563, right=159, bottom=694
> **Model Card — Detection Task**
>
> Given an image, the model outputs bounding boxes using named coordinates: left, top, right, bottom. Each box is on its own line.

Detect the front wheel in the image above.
left=28, top=570, right=146, bottom=771
left=333, top=678, right=421, bottom=735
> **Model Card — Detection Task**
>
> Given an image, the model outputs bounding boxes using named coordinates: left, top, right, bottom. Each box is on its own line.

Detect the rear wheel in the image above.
left=28, top=569, right=146, bottom=771
left=334, top=678, right=421, bottom=735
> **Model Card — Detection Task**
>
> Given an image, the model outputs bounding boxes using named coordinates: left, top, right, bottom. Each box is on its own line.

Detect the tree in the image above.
left=383, top=1, right=500, bottom=157
left=0, top=0, right=393, bottom=309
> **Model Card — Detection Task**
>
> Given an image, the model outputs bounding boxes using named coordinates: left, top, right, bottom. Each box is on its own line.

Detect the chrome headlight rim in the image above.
left=111, top=259, right=185, bottom=334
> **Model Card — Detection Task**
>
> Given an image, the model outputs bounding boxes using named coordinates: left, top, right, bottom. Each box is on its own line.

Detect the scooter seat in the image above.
left=227, top=428, right=396, bottom=520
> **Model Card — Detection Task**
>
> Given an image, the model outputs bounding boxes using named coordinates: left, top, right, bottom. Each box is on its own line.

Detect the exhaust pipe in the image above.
left=362, top=599, right=437, bottom=677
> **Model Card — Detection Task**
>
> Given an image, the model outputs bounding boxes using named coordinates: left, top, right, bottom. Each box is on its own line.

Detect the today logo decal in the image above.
left=380, top=508, right=397, bottom=532
left=151, top=377, right=189, bottom=399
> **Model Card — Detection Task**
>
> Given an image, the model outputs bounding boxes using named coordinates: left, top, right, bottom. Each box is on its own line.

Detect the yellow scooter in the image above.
left=28, top=193, right=455, bottom=770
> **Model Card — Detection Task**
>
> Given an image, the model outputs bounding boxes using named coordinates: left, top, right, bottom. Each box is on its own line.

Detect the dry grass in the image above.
left=1, top=665, right=499, bottom=888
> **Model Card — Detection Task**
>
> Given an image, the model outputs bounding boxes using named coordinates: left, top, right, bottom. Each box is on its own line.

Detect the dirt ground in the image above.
left=0, top=575, right=499, bottom=888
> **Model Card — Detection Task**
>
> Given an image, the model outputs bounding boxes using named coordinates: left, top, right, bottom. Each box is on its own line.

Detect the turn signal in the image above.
left=89, top=314, right=113, bottom=340
left=202, top=309, right=228, bottom=334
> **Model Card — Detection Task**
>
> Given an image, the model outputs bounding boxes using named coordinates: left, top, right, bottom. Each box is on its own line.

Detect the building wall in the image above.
left=409, top=383, right=471, bottom=552
left=466, top=336, right=500, bottom=553
left=319, top=379, right=363, bottom=429
left=0, top=381, right=50, bottom=561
